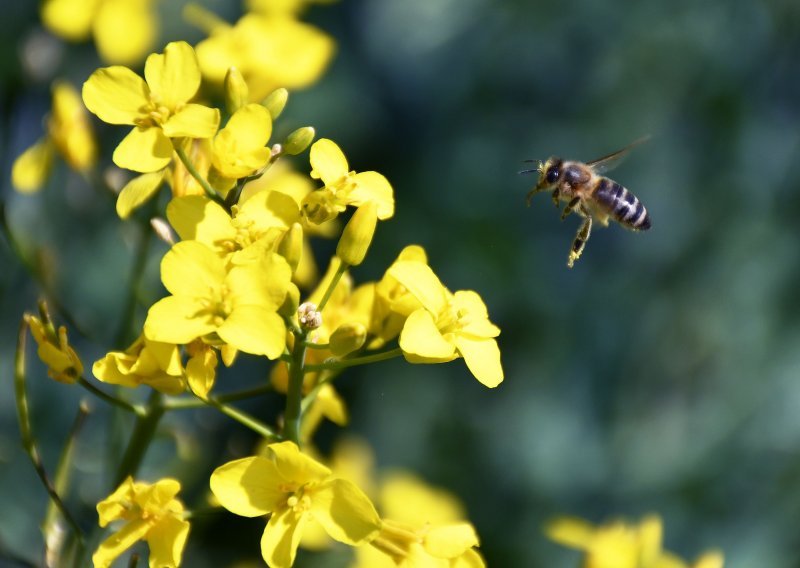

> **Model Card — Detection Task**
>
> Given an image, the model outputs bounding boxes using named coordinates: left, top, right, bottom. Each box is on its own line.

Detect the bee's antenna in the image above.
left=518, top=160, right=544, bottom=175
left=518, top=168, right=538, bottom=175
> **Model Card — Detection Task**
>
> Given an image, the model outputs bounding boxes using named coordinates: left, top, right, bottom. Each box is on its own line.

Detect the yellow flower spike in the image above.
left=303, top=138, right=394, bottom=224
left=82, top=41, right=220, bottom=173
left=13, top=82, right=96, bottom=193
left=24, top=313, right=83, bottom=385
left=224, top=67, right=249, bottom=114
left=210, top=441, right=381, bottom=568
left=336, top=201, right=378, bottom=267
left=211, top=103, right=272, bottom=180
left=93, top=477, right=190, bottom=568
left=143, top=240, right=290, bottom=358
left=92, top=335, right=186, bottom=394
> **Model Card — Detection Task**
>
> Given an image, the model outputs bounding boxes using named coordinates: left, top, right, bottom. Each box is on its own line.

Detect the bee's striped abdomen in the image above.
left=593, top=177, right=651, bottom=230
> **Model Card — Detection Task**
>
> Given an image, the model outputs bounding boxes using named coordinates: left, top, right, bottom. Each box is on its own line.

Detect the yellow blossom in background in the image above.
left=92, top=335, right=185, bottom=395
left=143, top=240, right=290, bottom=358
left=303, top=138, right=394, bottom=224
left=93, top=477, right=190, bottom=568
left=42, top=0, right=157, bottom=64
left=247, top=0, right=337, bottom=16
left=82, top=41, right=220, bottom=173
left=387, top=260, right=504, bottom=388
left=546, top=514, right=724, bottom=568
left=210, top=441, right=381, bottom=568
left=24, top=313, right=83, bottom=385
left=191, top=8, right=335, bottom=101
left=12, top=82, right=96, bottom=193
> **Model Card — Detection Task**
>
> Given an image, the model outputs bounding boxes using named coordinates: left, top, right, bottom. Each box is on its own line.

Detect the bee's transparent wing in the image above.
left=586, top=135, right=650, bottom=173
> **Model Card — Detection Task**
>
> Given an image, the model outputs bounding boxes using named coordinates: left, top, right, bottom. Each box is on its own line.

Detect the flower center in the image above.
left=197, top=285, right=232, bottom=327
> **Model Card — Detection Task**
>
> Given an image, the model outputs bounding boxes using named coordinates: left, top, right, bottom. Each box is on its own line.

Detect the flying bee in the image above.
left=521, top=138, right=651, bottom=268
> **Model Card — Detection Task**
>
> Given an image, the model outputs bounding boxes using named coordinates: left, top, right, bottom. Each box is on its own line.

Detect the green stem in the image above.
left=113, top=390, right=164, bottom=488
left=77, top=376, right=142, bottom=415
left=304, top=341, right=330, bottom=349
left=203, top=396, right=279, bottom=440
left=163, top=383, right=274, bottom=410
left=14, top=319, right=84, bottom=544
left=316, top=262, right=348, bottom=312
left=304, top=347, right=403, bottom=372
left=283, top=331, right=308, bottom=445
left=173, top=144, right=226, bottom=208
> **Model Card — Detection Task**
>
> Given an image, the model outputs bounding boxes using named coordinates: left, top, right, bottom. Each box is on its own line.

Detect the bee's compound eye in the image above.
left=546, top=166, right=560, bottom=184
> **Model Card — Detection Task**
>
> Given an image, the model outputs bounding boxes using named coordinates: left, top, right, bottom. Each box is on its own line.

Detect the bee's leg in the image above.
left=567, top=216, right=592, bottom=268
left=551, top=188, right=560, bottom=208
left=560, top=197, right=580, bottom=221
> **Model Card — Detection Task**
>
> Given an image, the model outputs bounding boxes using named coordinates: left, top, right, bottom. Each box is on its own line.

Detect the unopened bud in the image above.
left=282, top=127, right=315, bottom=155
left=279, top=283, right=301, bottom=319
left=262, top=88, right=289, bottom=120
left=224, top=67, right=249, bottom=114
left=277, top=223, right=303, bottom=273
left=336, top=202, right=378, bottom=266
left=329, top=322, right=367, bottom=357
left=150, top=217, right=176, bottom=245
left=297, top=302, right=322, bottom=330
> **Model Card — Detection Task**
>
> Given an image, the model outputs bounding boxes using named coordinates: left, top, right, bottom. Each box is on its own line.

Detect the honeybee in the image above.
left=521, top=138, right=651, bottom=268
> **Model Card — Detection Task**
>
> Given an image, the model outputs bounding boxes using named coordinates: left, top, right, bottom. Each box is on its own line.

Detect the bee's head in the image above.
left=538, top=157, right=563, bottom=188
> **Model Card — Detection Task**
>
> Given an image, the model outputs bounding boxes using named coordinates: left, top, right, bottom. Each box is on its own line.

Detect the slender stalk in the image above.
left=317, top=262, right=348, bottom=312
left=283, top=331, right=308, bottom=445
left=163, top=383, right=274, bottom=410
left=173, top=144, right=226, bottom=208
left=304, top=341, right=330, bottom=350
left=203, top=397, right=279, bottom=440
left=77, top=376, right=142, bottom=415
left=113, top=390, right=164, bottom=488
left=14, top=319, right=84, bottom=544
left=304, top=347, right=403, bottom=372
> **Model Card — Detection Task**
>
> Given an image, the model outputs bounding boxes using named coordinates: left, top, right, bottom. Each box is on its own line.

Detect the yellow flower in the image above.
left=82, top=41, right=220, bottom=173
left=12, top=82, right=96, bottom=193
left=92, top=335, right=185, bottom=394
left=546, top=514, right=725, bottom=568
left=93, top=477, right=190, bottom=568
left=210, top=441, right=381, bottom=568
left=387, top=260, right=503, bottom=388
left=24, top=313, right=83, bottom=385
left=192, top=10, right=335, bottom=101
left=42, top=0, right=157, bottom=64
left=247, top=0, right=336, bottom=16
left=143, top=240, right=290, bottom=358
left=302, top=138, right=394, bottom=224
left=211, top=103, right=273, bottom=185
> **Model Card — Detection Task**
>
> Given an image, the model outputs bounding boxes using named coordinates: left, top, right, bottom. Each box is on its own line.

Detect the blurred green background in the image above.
left=2, top=0, right=800, bottom=566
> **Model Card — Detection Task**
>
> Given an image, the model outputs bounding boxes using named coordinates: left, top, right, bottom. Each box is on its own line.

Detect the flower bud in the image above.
left=329, top=322, right=367, bottom=357
left=150, top=217, right=176, bottom=245
left=262, top=88, right=289, bottom=120
left=224, top=67, right=249, bottom=114
left=282, top=127, right=315, bottom=156
left=336, top=202, right=378, bottom=266
left=277, top=223, right=303, bottom=273
left=297, top=302, right=322, bottom=330
left=279, top=283, right=301, bottom=319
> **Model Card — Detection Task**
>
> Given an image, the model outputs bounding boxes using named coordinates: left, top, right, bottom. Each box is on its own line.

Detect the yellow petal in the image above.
left=309, top=478, right=381, bottom=545
left=693, top=551, right=724, bottom=568
left=166, top=195, right=235, bottom=247
left=544, top=516, right=596, bottom=550
left=12, top=139, right=53, bottom=193
left=147, top=515, right=190, bottom=568
left=226, top=254, right=291, bottom=309
left=92, top=352, right=139, bottom=388
left=452, top=548, right=486, bottom=568
left=144, top=41, right=201, bottom=110
left=113, top=126, right=173, bottom=173
left=92, top=519, right=151, bottom=568
left=49, top=81, right=96, bottom=171
left=424, top=523, right=479, bottom=559
left=453, top=335, right=503, bottom=388
left=144, top=296, right=216, bottom=344
left=217, top=307, right=286, bottom=359
left=223, top=103, right=272, bottom=151
left=116, top=170, right=165, bottom=219
left=82, top=66, right=149, bottom=125
left=310, top=138, right=348, bottom=184
left=93, top=0, right=157, bottom=65
left=160, top=240, right=226, bottom=297
left=400, top=309, right=456, bottom=363
left=186, top=347, right=217, bottom=398
left=41, top=0, right=97, bottom=41
left=388, top=261, right=448, bottom=316
left=210, top=456, right=286, bottom=516
left=350, top=171, right=394, bottom=219
left=261, top=507, right=307, bottom=568
left=266, top=441, right=332, bottom=484
left=162, top=103, right=220, bottom=139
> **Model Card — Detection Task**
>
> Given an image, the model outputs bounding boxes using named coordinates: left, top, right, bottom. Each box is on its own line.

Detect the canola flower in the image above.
left=211, top=441, right=381, bottom=568
left=82, top=41, right=220, bottom=173
left=24, top=312, right=83, bottom=385
left=93, top=477, right=190, bottom=568
left=12, top=82, right=96, bottom=193
left=546, top=514, right=724, bottom=568
left=92, top=335, right=185, bottom=395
